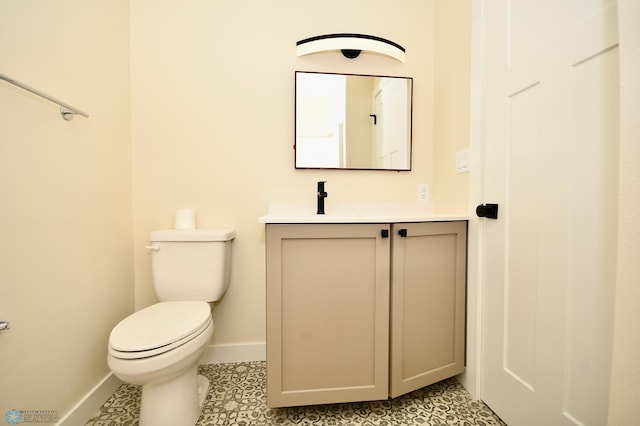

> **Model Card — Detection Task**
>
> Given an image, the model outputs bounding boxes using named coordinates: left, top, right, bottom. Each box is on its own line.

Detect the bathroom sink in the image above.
left=259, top=202, right=468, bottom=224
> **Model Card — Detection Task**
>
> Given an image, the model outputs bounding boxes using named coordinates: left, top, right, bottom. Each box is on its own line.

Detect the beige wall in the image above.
left=433, top=0, right=471, bottom=214
left=0, top=0, right=133, bottom=421
left=130, top=0, right=436, bottom=346
left=608, top=0, right=640, bottom=424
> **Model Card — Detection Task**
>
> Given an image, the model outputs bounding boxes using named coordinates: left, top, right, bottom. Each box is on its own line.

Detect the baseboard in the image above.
left=57, top=373, right=122, bottom=426
left=199, top=342, right=266, bottom=364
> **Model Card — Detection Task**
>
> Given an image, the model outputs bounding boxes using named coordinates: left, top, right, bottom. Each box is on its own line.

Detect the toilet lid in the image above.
left=109, top=301, right=211, bottom=353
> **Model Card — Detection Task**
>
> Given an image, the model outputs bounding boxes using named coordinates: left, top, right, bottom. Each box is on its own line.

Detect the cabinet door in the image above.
left=266, top=223, right=390, bottom=407
left=390, top=221, right=467, bottom=398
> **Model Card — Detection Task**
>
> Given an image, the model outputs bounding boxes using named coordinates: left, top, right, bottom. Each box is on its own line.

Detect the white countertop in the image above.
left=259, top=202, right=468, bottom=224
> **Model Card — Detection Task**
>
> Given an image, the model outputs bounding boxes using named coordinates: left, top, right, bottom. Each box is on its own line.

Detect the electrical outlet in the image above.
left=418, top=183, right=429, bottom=203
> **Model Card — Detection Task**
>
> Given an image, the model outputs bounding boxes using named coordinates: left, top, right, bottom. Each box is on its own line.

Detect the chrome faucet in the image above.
left=317, top=181, right=327, bottom=215
left=0, top=321, right=9, bottom=332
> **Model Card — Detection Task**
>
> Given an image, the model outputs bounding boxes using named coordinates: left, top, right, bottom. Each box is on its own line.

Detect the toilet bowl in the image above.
left=108, top=301, right=214, bottom=426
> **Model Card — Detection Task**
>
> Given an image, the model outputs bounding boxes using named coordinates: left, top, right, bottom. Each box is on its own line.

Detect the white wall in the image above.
left=129, top=0, right=436, bottom=347
left=0, top=0, right=133, bottom=420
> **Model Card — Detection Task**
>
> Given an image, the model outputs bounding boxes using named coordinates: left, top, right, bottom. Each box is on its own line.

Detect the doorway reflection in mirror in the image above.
left=295, top=72, right=412, bottom=171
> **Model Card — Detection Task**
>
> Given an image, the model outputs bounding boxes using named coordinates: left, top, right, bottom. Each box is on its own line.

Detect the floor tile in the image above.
left=86, top=362, right=505, bottom=426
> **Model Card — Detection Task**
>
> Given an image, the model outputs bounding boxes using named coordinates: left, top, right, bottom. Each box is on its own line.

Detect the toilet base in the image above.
left=197, top=374, right=210, bottom=408
left=138, top=365, right=209, bottom=426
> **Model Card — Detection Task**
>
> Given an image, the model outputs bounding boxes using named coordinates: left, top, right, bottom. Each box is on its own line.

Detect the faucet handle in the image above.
left=317, top=181, right=327, bottom=215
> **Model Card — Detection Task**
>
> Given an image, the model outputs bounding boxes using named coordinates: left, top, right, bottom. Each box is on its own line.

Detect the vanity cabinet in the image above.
left=265, top=221, right=467, bottom=407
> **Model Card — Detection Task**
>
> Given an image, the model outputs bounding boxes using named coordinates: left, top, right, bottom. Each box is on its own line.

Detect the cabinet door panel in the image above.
left=390, top=221, right=467, bottom=397
left=266, top=223, right=390, bottom=407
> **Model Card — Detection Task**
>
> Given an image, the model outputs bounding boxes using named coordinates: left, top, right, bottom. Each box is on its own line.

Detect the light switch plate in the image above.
left=456, top=149, right=470, bottom=174
left=418, top=183, right=429, bottom=203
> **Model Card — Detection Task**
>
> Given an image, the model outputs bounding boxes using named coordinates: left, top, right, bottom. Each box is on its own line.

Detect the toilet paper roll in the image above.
left=174, top=209, right=196, bottom=229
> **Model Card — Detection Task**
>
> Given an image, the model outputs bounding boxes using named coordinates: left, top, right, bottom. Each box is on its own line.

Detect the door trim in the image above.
left=457, top=0, right=486, bottom=401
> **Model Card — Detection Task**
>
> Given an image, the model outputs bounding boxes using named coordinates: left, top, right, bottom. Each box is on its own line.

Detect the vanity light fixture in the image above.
left=296, top=33, right=405, bottom=62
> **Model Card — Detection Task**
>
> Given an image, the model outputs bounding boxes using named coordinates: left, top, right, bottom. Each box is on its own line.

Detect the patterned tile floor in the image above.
left=86, top=362, right=505, bottom=425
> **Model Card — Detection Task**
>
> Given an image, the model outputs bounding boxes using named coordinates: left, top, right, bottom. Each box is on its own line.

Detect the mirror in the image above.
left=295, top=71, right=413, bottom=171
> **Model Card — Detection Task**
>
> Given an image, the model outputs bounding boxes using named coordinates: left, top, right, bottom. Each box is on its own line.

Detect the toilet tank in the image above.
left=148, top=229, right=235, bottom=302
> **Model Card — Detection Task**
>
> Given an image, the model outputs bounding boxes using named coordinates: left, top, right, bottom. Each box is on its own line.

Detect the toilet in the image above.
left=108, top=228, right=235, bottom=426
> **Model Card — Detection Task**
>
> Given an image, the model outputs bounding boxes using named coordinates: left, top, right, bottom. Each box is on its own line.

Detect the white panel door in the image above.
left=480, top=1, right=619, bottom=425
left=380, top=78, right=409, bottom=169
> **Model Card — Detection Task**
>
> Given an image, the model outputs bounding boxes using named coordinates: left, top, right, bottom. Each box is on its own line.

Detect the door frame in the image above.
left=607, top=1, right=640, bottom=423
left=456, top=0, right=485, bottom=400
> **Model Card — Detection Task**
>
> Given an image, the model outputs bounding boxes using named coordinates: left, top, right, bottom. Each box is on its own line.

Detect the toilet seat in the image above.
left=109, top=301, right=212, bottom=360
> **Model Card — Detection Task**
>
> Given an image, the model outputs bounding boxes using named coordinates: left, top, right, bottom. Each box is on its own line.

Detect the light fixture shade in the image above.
left=296, top=33, right=406, bottom=62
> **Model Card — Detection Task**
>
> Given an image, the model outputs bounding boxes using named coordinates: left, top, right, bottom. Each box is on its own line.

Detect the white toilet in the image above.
left=108, top=228, right=235, bottom=426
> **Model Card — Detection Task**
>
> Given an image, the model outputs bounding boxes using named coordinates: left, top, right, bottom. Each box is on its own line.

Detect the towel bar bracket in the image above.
left=61, top=106, right=74, bottom=121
